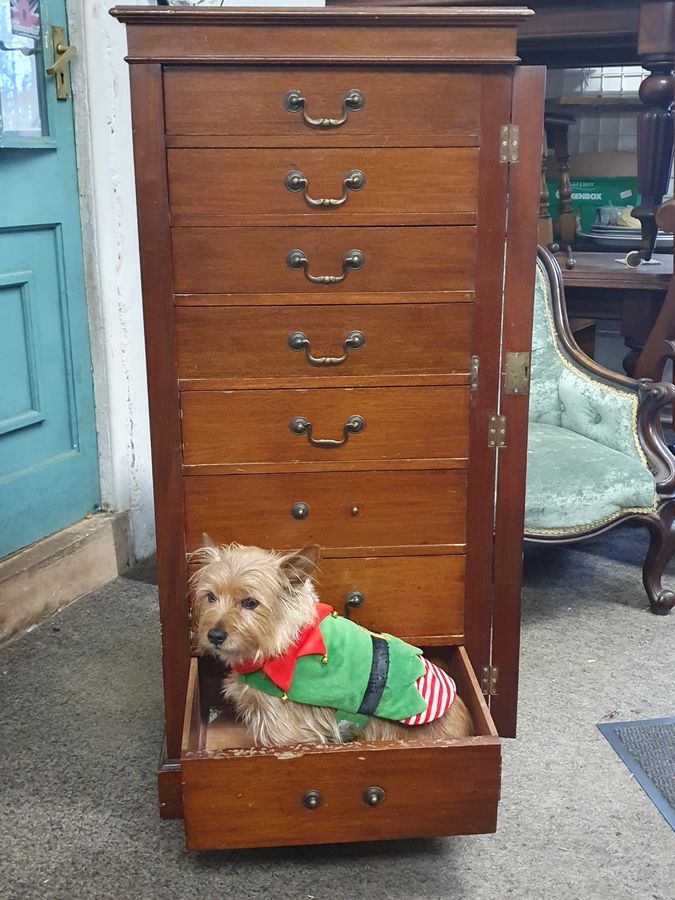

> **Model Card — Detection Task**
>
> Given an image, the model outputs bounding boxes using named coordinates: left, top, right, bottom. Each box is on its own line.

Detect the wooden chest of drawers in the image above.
left=112, top=4, right=543, bottom=851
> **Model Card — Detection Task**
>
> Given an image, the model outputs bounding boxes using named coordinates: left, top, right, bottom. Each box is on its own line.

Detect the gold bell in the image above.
left=321, top=655, right=329, bottom=665
left=331, top=610, right=339, bottom=618
left=281, top=692, right=289, bottom=702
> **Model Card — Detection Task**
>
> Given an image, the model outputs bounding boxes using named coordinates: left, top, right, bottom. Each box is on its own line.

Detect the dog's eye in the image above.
left=206, top=592, right=217, bottom=604
left=240, top=597, right=259, bottom=610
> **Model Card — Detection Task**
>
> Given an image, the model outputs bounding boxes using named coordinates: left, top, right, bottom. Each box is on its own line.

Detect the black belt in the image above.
left=357, top=635, right=390, bottom=716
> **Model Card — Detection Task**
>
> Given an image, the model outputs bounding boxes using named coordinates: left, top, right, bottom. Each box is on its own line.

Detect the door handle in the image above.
left=46, top=26, right=75, bottom=101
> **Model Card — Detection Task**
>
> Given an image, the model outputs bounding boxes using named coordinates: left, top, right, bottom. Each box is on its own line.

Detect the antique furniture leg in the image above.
left=538, top=148, right=554, bottom=247
left=643, top=502, right=675, bottom=614
left=627, top=2, right=675, bottom=267
left=538, top=131, right=556, bottom=249
left=545, top=113, right=576, bottom=249
left=640, top=198, right=675, bottom=423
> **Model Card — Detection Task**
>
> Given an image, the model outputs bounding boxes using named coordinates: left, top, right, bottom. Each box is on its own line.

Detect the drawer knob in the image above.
left=345, top=590, right=365, bottom=609
left=290, top=414, right=365, bottom=449
left=283, top=88, right=365, bottom=129
left=301, top=790, right=323, bottom=810
left=288, top=329, right=365, bottom=367
left=287, top=248, right=364, bottom=285
left=285, top=169, right=366, bottom=208
left=290, top=501, right=310, bottom=521
left=363, top=786, right=386, bottom=807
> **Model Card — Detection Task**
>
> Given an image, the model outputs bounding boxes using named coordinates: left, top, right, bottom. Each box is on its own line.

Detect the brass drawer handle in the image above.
left=288, top=330, right=365, bottom=367
left=283, top=89, right=365, bottom=128
left=284, top=169, right=366, bottom=208
left=287, top=248, right=364, bottom=285
left=290, top=414, right=365, bottom=449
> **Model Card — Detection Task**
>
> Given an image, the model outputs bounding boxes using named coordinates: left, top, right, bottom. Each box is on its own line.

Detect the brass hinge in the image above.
left=505, top=351, right=531, bottom=395
left=488, top=413, right=507, bottom=448
left=470, top=355, right=479, bottom=391
left=481, top=664, right=499, bottom=696
left=499, top=124, right=520, bottom=163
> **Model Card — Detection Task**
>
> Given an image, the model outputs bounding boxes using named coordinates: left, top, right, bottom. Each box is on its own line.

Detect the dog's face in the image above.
left=191, top=540, right=320, bottom=664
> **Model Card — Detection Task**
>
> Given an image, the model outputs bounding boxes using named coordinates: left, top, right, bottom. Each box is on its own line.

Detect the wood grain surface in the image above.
left=163, top=68, right=481, bottom=137
left=168, top=148, right=478, bottom=225
left=180, top=650, right=500, bottom=849
left=172, top=226, right=477, bottom=295
left=181, top=386, right=469, bottom=466
left=317, top=553, right=466, bottom=642
left=184, top=470, right=467, bottom=553
left=176, top=302, right=472, bottom=383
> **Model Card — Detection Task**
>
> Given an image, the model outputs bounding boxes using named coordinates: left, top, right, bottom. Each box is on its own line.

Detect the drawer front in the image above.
left=176, top=303, right=473, bottom=383
left=184, top=470, right=467, bottom=552
left=318, top=555, right=465, bottom=642
left=181, top=649, right=499, bottom=850
left=181, top=387, right=469, bottom=466
left=168, top=148, right=478, bottom=223
left=164, top=67, right=480, bottom=141
left=172, top=226, right=476, bottom=295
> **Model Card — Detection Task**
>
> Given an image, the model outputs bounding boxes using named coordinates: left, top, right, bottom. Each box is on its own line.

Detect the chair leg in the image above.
left=643, top=502, right=675, bottom=614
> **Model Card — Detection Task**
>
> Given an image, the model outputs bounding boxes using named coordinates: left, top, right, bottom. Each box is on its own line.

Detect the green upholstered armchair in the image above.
left=525, top=247, right=675, bottom=614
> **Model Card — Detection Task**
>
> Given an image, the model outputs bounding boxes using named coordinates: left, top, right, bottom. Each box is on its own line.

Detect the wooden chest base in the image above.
left=177, top=647, right=499, bottom=850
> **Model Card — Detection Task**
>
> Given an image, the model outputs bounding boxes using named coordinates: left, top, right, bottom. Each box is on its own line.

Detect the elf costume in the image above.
left=233, top=603, right=457, bottom=741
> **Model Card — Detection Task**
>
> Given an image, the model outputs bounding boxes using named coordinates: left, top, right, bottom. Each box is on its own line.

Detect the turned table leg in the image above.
left=545, top=114, right=577, bottom=249
left=628, top=2, right=675, bottom=266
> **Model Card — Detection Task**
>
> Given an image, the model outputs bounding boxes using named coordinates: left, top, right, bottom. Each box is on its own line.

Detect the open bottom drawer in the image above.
left=181, top=646, right=500, bottom=850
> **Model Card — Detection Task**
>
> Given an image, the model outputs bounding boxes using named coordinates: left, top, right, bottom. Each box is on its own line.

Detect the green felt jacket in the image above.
left=237, top=607, right=427, bottom=735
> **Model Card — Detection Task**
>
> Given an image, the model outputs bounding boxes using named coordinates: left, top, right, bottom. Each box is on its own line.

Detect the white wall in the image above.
left=67, top=0, right=155, bottom=561
left=66, top=1, right=325, bottom=562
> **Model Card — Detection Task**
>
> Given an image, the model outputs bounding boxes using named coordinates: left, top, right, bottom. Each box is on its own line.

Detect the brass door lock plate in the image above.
left=46, top=26, right=75, bottom=101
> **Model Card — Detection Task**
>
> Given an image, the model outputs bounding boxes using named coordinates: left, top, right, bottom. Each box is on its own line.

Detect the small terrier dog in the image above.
left=191, top=539, right=474, bottom=747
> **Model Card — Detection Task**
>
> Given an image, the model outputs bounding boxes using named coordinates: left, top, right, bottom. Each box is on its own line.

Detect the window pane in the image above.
left=0, top=0, right=44, bottom=138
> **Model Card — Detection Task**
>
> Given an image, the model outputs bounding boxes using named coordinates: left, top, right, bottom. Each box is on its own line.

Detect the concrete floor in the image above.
left=0, top=526, right=673, bottom=900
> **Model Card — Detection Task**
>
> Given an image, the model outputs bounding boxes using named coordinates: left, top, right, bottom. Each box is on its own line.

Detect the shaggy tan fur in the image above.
left=191, top=540, right=474, bottom=747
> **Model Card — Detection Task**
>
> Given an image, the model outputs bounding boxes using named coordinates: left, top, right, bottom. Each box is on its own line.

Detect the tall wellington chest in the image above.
left=112, top=4, right=544, bottom=850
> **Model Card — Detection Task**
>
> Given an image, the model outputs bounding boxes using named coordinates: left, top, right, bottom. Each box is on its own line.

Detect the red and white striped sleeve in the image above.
left=400, top=658, right=457, bottom=726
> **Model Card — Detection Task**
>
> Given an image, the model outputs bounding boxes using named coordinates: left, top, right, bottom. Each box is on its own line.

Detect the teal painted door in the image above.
left=0, top=0, right=99, bottom=557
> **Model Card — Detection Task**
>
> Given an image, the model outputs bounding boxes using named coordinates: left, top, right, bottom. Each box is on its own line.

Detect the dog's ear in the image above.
left=280, top=544, right=320, bottom=585
left=202, top=533, right=218, bottom=550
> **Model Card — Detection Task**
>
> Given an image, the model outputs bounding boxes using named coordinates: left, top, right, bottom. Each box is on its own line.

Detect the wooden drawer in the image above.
left=167, top=148, right=478, bottom=225
left=181, top=647, right=499, bottom=850
left=176, top=303, right=473, bottom=386
left=181, top=386, right=469, bottom=466
left=184, top=470, right=467, bottom=553
left=172, top=226, right=476, bottom=295
left=164, top=67, right=480, bottom=144
left=318, top=555, right=465, bottom=643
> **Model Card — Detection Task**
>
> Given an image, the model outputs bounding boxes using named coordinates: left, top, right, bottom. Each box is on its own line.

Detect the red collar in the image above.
left=232, top=603, right=333, bottom=693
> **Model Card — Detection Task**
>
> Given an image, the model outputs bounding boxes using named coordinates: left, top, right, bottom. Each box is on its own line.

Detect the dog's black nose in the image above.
left=207, top=628, right=227, bottom=646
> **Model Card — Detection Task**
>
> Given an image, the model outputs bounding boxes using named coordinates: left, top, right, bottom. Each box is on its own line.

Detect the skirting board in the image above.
left=0, top=512, right=130, bottom=645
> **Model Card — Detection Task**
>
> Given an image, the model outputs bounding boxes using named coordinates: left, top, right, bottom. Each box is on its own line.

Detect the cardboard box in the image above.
left=546, top=177, right=639, bottom=232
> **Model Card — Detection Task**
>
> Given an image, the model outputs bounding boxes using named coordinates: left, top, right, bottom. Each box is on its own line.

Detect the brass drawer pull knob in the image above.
left=363, top=786, right=385, bottom=807
left=283, top=89, right=365, bottom=128
left=284, top=169, right=366, bottom=208
left=288, top=330, right=365, bottom=367
left=290, top=501, right=310, bottom=521
left=290, top=414, right=365, bottom=449
left=345, top=590, right=365, bottom=609
left=287, top=248, right=364, bottom=285
left=302, top=790, right=323, bottom=810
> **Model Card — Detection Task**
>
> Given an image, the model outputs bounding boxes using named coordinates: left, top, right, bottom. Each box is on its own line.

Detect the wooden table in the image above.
left=560, top=251, right=674, bottom=380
